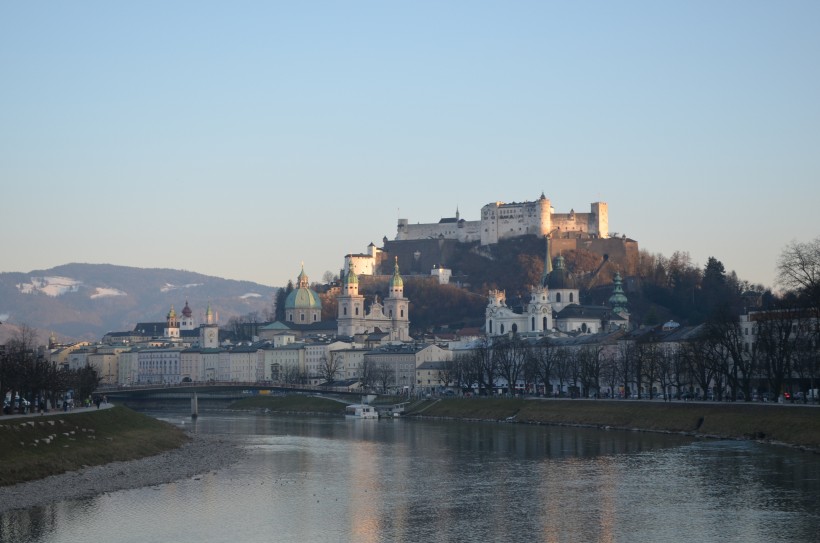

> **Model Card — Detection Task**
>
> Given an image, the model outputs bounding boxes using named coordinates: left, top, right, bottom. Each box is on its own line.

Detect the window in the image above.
left=343, top=307, right=347, bottom=316
left=489, top=320, right=493, bottom=334
left=500, top=324, right=505, bottom=334
left=570, top=293, right=574, bottom=302
left=556, top=293, right=562, bottom=303
left=531, top=317, right=535, bottom=330
left=543, top=316, right=548, bottom=330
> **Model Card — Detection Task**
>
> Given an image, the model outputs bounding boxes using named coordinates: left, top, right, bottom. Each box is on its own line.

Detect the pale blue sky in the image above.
left=2, top=1, right=818, bottom=289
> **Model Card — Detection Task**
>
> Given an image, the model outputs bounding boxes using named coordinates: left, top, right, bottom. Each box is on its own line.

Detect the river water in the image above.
left=2, top=411, right=819, bottom=543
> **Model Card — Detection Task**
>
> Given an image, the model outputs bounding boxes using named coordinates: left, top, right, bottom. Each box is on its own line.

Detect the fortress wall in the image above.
left=552, top=212, right=594, bottom=235
left=551, top=237, right=639, bottom=275
left=396, top=220, right=481, bottom=242
left=398, top=198, right=610, bottom=245
left=382, top=239, right=463, bottom=276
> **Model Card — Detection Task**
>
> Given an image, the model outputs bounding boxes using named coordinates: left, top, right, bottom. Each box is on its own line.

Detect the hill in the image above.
left=0, top=263, right=277, bottom=341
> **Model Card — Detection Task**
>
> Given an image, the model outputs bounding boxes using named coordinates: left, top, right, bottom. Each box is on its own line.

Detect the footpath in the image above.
left=1, top=402, right=114, bottom=421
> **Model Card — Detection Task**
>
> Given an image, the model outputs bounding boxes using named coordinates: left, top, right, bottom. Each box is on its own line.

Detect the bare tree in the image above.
left=756, top=299, right=804, bottom=399
left=682, top=335, right=717, bottom=400
left=493, top=335, right=529, bottom=395
left=531, top=338, right=560, bottom=396
left=322, top=270, right=336, bottom=284
left=472, top=338, right=499, bottom=395
left=578, top=346, right=602, bottom=398
left=777, top=236, right=820, bottom=311
left=616, top=341, right=636, bottom=398
left=318, top=355, right=342, bottom=384
left=373, top=362, right=395, bottom=393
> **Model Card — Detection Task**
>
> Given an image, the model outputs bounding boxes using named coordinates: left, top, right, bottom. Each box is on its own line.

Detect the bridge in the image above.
left=100, top=382, right=361, bottom=410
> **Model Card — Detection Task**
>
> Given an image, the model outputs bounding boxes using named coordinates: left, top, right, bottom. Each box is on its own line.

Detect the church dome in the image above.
left=548, top=255, right=576, bottom=289
left=285, top=288, right=322, bottom=310
left=285, top=265, right=322, bottom=310
left=182, top=301, right=193, bottom=318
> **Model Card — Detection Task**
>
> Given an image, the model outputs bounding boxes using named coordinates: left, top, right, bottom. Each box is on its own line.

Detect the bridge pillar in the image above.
left=191, top=392, right=199, bottom=419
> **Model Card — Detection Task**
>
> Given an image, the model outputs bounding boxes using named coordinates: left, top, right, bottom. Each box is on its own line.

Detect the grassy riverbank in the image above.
left=4, top=396, right=816, bottom=488
left=0, top=406, right=189, bottom=486
left=231, top=393, right=820, bottom=451
left=408, top=398, right=820, bottom=450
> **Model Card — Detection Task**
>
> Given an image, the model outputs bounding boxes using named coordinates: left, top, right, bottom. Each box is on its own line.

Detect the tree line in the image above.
left=1, top=326, right=101, bottom=414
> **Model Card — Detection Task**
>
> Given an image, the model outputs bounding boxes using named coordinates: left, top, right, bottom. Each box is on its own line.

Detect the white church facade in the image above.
left=485, top=241, right=629, bottom=337
left=337, top=258, right=410, bottom=342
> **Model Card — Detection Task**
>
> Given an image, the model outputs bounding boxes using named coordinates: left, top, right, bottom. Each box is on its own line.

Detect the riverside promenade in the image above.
left=1, top=401, right=114, bottom=420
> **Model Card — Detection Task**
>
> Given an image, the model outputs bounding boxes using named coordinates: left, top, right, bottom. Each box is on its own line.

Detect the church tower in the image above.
left=200, top=301, right=219, bottom=348
left=384, top=257, right=410, bottom=341
left=337, top=270, right=365, bottom=337
left=608, top=272, right=629, bottom=317
left=164, top=305, right=180, bottom=339
left=547, top=254, right=579, bottom=312
left=180, top=300, right=195, bottom=331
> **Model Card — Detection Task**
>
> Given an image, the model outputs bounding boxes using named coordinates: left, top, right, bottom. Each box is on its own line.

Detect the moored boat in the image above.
left=345, top=404, right=379, bottom=418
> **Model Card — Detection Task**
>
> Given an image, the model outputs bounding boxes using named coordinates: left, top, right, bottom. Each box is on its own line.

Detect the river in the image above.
left=2, top=411, right=819, bottom=543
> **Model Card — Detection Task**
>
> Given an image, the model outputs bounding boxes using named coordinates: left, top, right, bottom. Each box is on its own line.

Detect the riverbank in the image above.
left=0, top=406, right=245, bottom=513
left=232, top=393, right=820, bottom=451
left=407, top=397, right=820, bottom=452
left=2, top=396, right=817, bottom=514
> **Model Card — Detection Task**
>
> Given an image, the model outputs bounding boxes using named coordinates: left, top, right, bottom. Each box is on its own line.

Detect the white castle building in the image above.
left=397, top=193, right=608, bottom=245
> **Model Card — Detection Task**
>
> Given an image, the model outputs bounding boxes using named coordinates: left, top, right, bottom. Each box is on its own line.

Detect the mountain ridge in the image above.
left=0, top=263, right=278, bottom=342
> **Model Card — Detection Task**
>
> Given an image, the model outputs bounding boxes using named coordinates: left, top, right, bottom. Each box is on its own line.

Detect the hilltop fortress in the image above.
left=356, top=194, right=637, bottom=279
left=396, top=193, right=608, bottom=245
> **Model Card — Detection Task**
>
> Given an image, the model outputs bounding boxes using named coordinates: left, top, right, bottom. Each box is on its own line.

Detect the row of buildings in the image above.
left=47, top=237, right=643, bottom=395
left=46, top=257, right=810, bottom=399
left=46, top=193, right=806, bottom=399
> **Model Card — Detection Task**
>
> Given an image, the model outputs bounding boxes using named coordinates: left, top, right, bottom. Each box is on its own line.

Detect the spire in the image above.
left=297, top=263, right=309, bottom=288
left=389, top=256, right=404, bottom=292
left=205, top=301, right=214, bottom=324
left=540, top=236, right=553, bottom=287
left=608, top=272, right=629, bottom=315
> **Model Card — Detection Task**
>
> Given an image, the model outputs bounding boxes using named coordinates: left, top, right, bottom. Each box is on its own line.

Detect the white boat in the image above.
left=345, top=404, right=379, bottom=418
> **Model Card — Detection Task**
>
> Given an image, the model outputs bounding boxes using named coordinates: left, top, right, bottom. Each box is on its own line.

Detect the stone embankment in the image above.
left=0, top=432, right=245, bottom=514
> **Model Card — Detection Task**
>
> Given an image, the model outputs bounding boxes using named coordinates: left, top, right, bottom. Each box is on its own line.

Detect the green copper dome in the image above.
left=285, top=287, right=322, bottom=310
left=285, top=265, right=322, bottom=310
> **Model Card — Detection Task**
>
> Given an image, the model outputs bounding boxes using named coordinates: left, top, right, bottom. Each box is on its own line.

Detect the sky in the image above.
left=2, top=1, right=819, bottom=290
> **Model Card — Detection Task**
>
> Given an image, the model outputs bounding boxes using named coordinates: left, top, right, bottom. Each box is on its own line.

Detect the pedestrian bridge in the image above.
left=100, top=382, right=359, bottom=407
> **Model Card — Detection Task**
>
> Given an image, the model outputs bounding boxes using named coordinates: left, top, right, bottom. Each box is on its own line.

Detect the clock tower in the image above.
left=200, top=302, right=219, bottom=348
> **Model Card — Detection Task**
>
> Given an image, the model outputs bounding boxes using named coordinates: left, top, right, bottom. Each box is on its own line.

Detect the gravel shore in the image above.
left=0, top=432, right=246, bottom=514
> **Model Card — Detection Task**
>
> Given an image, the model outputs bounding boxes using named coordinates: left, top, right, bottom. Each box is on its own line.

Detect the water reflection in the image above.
left=2, top=413, right=819, bottom=543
